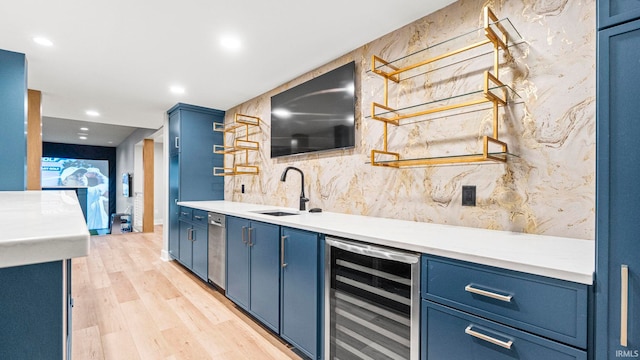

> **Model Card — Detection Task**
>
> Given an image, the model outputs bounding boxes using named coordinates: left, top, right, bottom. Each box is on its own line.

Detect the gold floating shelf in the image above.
left=214, top=165, right=260, bottom=176
left=368, top=6, right=520, bottom=168
left=214, top=113, right=261, bottom=176
left=370, top=136, right=510, bottom=167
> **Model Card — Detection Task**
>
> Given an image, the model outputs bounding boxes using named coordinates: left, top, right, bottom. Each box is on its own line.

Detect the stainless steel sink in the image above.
left=252, top=210, right=299, bottom=216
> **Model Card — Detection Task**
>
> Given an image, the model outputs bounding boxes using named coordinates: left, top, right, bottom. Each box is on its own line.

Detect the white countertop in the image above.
left=0, top=191, right=90, bottom=269
left=179, top=200, right=595, bottom=285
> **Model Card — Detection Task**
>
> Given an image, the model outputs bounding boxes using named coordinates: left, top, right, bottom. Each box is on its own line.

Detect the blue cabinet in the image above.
left=177, top=207, right=208, bottom=281
left=280, top=227, right=323, bottom=359
left=0, top=49, right=27, bottom=191
left=598, top=0, right=640, bottom=29
left=226, top=216, right=280, bottom=332
left=226, top=216, right=251, bottom=308
left=0, top=260, right=72, bottom=360
left=422, top=300, right=586, bottom=360
left=167, top=103, right=224, bottom=263
left=596, top=16, right=640, bottom=359
left=421, top=255, right=589, bottom=359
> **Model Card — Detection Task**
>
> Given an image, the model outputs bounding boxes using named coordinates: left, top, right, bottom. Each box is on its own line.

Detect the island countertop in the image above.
left=178, top=200, right=594, bottom=285
left=0, top=190, right=90, bottom=269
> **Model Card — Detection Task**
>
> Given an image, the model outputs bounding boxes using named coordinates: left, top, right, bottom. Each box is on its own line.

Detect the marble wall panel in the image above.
left=221, top=0, right=595, bottom=240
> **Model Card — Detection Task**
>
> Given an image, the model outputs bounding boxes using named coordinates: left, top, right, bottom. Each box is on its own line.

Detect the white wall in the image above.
left=115, top=128, right=157, bottom=216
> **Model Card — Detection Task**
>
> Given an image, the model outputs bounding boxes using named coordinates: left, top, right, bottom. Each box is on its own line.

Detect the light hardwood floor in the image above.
left=72, top=225, right=302, bottom=360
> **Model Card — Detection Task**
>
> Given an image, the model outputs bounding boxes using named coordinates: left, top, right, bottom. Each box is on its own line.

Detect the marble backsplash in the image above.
left=221, top=0, right=595, bottom=240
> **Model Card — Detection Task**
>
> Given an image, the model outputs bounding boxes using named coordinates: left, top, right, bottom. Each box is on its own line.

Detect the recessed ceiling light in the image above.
left=170, top=85, right=185, bottom=94
left=79, top=136, right=87, bottom=140
left=108, top=141, right=113, bottom=144
left=33, top=37, right=53, bottom=47
left=86, top=110, right=100, bottom=117
left=220, top=35, right=241, bottom=51
left=80, top=127, right=89, bottom=131
left=77, top=132, right=88, bottom=136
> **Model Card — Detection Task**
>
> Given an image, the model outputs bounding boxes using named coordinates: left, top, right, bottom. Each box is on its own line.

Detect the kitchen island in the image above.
left=0, top=190, right=90, bottom=360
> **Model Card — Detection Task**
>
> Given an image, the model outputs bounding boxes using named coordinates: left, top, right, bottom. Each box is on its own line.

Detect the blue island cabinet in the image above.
left=596, top=10, right=640, bottom=359
left=226, top=216, right=280, bottom=332
left=0, top=260, right=72, bottom=360
left=280, top=227, right=323, bottom=360
left=167, top=103, right=224, bottom=264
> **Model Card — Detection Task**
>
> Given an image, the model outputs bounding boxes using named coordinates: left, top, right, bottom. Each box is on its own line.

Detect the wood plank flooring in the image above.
left=72, top=225, right=302, bottom=360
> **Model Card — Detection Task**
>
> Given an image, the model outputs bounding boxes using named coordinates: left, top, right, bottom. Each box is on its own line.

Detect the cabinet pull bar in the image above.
left=248, top=227, right=254, bottom=247
left=465, top=284, right=512, bottom=302
left=281, top=235, right=288, bottom=268
left=241, top=226, right=247, bottom=245
left=465, top=325, right=513, bottom=349
left=194, top=215, right=203, bottom=220
left=621, top=264, right=629, bottom=347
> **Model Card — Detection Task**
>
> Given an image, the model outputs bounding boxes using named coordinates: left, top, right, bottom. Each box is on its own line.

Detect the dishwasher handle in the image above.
left=326, top=237, right=420, bottom=264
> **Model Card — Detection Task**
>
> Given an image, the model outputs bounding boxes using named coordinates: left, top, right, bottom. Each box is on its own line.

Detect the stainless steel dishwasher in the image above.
left=207, top=212, right=226, bottom=290
left=325, top=237, right=421, bottom=360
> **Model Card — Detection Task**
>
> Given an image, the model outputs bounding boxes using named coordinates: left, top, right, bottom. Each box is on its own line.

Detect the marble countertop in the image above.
left=0, top=190, right=90, bottom=269
left=178, top=200, right=595, bottom=285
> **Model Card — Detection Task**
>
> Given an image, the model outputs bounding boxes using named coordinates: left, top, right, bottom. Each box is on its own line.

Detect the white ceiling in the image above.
left=1, top=0, right=456, bottom=145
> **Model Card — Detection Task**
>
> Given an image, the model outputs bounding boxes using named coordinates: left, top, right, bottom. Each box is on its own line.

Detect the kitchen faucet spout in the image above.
left=280, top=166, right=309, bottom=211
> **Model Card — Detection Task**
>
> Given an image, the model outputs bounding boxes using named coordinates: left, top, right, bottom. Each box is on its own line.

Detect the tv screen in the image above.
left=41, top=157, right=110, bottom=230
left=271, top=61, right=356, bottom=158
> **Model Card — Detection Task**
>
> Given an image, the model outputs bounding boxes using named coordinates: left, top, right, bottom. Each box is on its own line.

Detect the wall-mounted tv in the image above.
left=270, top=61, right=356, bottom=158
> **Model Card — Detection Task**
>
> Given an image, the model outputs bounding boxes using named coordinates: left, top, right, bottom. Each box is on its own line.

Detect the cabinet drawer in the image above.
left=421, top=256, right=588, bottom=348
left=192, top=209, right=208, bottom=226
left=422, top=300, right=586, bottom=360
left=179, top=207, right=192, bottom=221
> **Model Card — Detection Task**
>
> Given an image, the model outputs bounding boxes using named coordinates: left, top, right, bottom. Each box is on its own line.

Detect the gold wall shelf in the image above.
left=213, top=113, right=261, bottom=176
left=368, top=6, right=521, bottom=168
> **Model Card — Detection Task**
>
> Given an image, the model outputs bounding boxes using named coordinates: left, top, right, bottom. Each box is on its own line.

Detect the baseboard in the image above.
left=160, top=249, right=170, bottom=262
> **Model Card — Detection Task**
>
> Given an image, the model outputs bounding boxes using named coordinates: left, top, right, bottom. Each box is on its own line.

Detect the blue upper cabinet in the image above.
left=596, top=18, right=640, bottom=359
left=167, top=103, right=224, bottom=202
left=0, top=49, right=27, bottom=191
left=598, top=0, right=640, bottom=29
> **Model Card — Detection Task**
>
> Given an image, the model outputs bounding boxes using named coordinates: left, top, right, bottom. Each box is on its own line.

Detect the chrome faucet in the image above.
left=280, top=166, right=309, bottom=211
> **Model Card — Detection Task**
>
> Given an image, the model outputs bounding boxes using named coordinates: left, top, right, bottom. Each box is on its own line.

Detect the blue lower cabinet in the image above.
left=226, top=216, right=251, bottom=309
left=176, top=208, right=208, bottom=281
left=422, top=300, right=586, bottom=360
left=178, top=220, right=193, bottom=267
left=247, top=221, right=280, bottom=331
left=280, top=227, right=322, bottom=359
left=226, top=216, right=280, bottom=332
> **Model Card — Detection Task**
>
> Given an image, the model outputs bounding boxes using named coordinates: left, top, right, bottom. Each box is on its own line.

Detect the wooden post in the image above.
left=142, top=139, right=154, bottom=232
left=27, top=89, right=42, bottom=190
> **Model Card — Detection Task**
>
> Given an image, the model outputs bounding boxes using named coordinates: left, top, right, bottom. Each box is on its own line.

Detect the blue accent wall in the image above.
left=0, top=49, right=27, bottom=190
left=43, top=142, right=117, bottom=217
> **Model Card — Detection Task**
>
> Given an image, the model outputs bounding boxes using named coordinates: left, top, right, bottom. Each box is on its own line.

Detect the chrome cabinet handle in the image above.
left=241, top=226, right=247, bottom=244
left=248, top=227, right=254, bottom=247
left=465, top=325, right=513, bottom=349
left=281, top=235, right=288, bottom=268
left=465, top=284, right=513, bottom=302
left=175, top=136, right=180, bottom=149
left=194, top=215, right=204, bottom=220
left=187, top=228, right=193, bottom=241
left=621, top=265, right=629, bottom=347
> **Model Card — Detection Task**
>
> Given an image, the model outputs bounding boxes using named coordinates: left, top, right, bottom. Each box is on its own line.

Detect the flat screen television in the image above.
left=270, top=61, right=356, bottom=158
left=41, top=157, right=110, bottom=230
